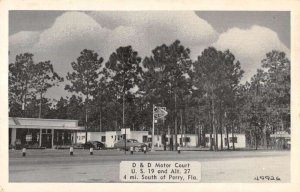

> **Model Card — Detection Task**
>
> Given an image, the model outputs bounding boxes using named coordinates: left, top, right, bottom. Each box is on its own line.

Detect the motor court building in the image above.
left=9, top=117, right=246, bottom=149
left=152, top=133, right=246, bottom=149
left=76, top=129, right=246, bottom=149
left=76, top=129, right=150, bottom=148
left=9, top=117, right=84, bottom=149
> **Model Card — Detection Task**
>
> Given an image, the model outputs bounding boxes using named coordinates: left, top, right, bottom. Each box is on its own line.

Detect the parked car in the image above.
left=114, top=139, right=148, bottom=152
left=83, top=141, right=105, bottom=150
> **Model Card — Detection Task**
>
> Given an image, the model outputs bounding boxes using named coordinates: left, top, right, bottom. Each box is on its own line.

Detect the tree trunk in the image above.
left=174, top=93, right=178, bottom=150
left=198, top=123, right=201, bottom=147
left=255, top=125, right=258, bottom=150
left=184, top=108, right=188, bottom=147
left=199, top=124, right=202, bottom=147
left=85, top=107, right=88, bottom=144
left=216, top=125, right=218, bottom=151
left=23, top=84, right=28, bottom=118
left=226, top=125, right=229, bottom=150
left=232, top=124, right=235, bottom=151
left=85, top=80, right=90, bottom=144
left=212, top=98, right=217, bottom=151
left=168, top=126, right=171, bottom=151
left=251, top=130, right=254, bottom=148
left=122, top=92, right=125, bottom=128
left=197, top=106, right=201, bottom=147
left=123, top=92, right=127, bottom=154
left=99, top=105, right=102, bottom=132
left=180, top=108, right=183, bottom=146
left=209, top=106, right=213, bottom=151
left=39, top=92, right=42, bottom=119
left=220, top=103, right=223, bottom=150
left=184, top=125, right=187, bottom=147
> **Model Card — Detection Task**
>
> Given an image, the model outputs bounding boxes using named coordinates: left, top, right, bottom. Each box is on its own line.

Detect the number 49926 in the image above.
left=254, top=176, right=281, bottom=181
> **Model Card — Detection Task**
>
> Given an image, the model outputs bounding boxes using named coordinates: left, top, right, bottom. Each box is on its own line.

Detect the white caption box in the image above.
left=120, top=161, right=201, bottom=182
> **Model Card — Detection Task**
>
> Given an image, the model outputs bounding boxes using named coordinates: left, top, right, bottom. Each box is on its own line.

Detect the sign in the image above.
left=26, top=134, right=32, bottom=142
left=121, top=128, right=131, bottom=135
left=270, top=131, right=290, bottom=138
left=120, top=161, right=201, bottom=182
left=154, top=107, right=168, bottom=119
left=152, top=106, right=168, bottom=150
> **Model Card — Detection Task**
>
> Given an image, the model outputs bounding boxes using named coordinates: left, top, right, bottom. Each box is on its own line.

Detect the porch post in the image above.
left=75, top=131, right=77, bottom=144
left=39, top=129, right=42, bottom=147
left=11, top=128, right=17, bottom=146
left=51, top=129, right=54, bottom=149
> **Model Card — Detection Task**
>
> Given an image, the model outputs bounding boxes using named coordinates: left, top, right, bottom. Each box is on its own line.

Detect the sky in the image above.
left=9, top=11, right=290, bottom=100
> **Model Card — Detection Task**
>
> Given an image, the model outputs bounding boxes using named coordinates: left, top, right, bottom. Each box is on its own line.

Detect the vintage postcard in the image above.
left=0, top=0, right=300, bottom=192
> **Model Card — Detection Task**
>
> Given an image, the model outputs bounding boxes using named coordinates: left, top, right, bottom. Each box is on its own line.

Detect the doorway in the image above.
left=41, top=134, right=52, bottom=148
left=41, top=129, right=53, bottom=148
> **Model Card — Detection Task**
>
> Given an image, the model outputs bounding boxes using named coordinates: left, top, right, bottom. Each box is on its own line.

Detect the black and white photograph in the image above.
left=1, top=0, right=300, bottom=191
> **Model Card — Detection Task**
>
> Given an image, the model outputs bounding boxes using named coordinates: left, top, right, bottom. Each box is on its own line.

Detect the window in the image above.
left=101, top=136, right=106, bottom=142
left=143, top=135, right=148, bottom=142
left=229, top=137, right=238, bottom=143
left=42, top=129, right=52, bottom=134
left=183, top=137, right=190, bottom=142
